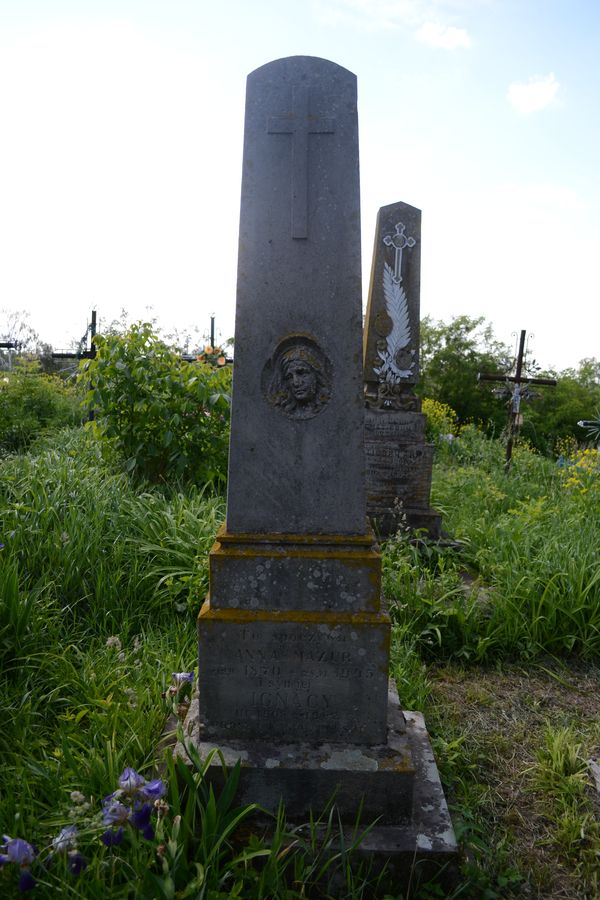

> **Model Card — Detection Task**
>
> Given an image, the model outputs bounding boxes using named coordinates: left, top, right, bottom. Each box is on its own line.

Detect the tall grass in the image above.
left=1, top=428, right=394, bottom=898
left=2, top=421, right=599, bottom=895
left=387, top=427, right=600, bottom=661
left=0, top=429, right=215, bottom=875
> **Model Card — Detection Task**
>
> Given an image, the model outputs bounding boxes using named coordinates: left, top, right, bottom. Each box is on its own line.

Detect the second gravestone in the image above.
left=363, top=202, right=442, bottom=539
left=187, top=57, right=455, bottom=867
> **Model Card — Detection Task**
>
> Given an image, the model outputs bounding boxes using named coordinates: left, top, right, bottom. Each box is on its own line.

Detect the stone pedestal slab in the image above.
left=184, top=682, right=414, bottom=826
left=198, top=602, right=390, bottom=744
left=209, top=526, right=381, bottom=613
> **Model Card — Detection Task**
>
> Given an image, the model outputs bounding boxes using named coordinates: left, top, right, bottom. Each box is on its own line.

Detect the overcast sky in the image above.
left=1, top=0, right=598, bottom=370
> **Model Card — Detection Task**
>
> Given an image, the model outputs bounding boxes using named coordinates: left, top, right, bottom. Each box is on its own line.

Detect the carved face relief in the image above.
left=262, top=336, right=333, bottom=420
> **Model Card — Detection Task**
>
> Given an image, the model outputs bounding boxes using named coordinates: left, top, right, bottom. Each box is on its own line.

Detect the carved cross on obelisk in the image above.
left=383, top=222, right=416, bottom=282
left=268, top=84, right=335, bottom=239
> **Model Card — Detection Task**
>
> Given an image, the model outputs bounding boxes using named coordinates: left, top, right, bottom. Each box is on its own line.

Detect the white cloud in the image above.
left=313, top=0, right=474, bottom=34
left=414, top=20, right=471, bottom=48
left=313, top=0, right=424, bottom=30
left=507, top=73, right=560, bottom=114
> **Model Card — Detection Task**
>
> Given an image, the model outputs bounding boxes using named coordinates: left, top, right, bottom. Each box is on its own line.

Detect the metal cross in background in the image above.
left=52, top=310, right=98, bottom=362
left=478, top=329, right=557, bottom=471
left=53, top=311, right=98, bottom=420
left=268, top=85, right=335, bottom=239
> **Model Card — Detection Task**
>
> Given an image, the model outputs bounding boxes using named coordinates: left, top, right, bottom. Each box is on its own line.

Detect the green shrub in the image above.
left=0, top=363, right=80, bottom=451
left=421, top=396, right=458, bottom=444
left=79, top=323, right=231, bottom=488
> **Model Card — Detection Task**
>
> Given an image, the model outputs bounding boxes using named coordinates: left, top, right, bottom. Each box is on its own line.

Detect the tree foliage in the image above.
left=419, top=315, right=512, bottom=434
left=523, top=360, right=600, bottom=454
left=80, top=323, right=231, bottom=487
left=419, top=316, right=600, bottom=454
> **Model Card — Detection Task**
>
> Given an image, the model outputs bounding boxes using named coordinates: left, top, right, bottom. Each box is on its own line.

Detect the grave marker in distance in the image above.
left=363, top=202, right=442, bottom=539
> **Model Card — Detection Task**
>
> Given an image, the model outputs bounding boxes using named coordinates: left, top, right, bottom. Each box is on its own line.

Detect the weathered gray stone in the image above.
left=365, top=414, right=434, bottom=508
left=184, top=683, right=415, bottom=826
left=364, top=202, right=422, bottom=406
left=199, top=56, right=388, bottom=752
left=180, top=684, right=458, bottom=875
left=365, top=408, right=441, bottom=538
left=209, top=527, right=381, bottom=613
left=363, top=203, right=442, bottom=538
left=226, top=56, right=365, bottom=537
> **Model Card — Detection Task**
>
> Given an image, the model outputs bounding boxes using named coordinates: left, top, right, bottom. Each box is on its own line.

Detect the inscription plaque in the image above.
left=198, top=606, right=390, bottom=743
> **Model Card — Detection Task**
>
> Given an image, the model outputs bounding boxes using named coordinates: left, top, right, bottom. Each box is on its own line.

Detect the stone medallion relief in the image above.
left=262, top=335, right=333, bottom=420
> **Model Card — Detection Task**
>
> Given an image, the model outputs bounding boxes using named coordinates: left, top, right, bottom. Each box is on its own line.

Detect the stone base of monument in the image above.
left=177, top=681, right=457, bottom=884
left=364, top=408, right=443, bottom=541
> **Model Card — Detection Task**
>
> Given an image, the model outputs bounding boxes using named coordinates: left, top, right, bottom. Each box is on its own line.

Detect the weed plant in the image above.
left=0, top=364, right=81, bottom=452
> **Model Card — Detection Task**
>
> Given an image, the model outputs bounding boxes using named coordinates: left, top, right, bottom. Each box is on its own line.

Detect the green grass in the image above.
left=1, top=423, right=600, bottom=897
left=386, top=427, right=600, bottom=662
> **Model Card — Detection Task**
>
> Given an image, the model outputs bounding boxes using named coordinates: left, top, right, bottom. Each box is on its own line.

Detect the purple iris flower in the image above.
left=130, top=804, right=154, bottom=840
left=0, top=837, right=36, bottom=866
left=100, top=826, right=124, bottom=847
left=67, top=850, right=88, bottom=875
left=101, top=769, right=165, bottom=844
left=117, top=768, right=166, bottom=801
left=102, top=798, right=131, bottom=825
left=140, top=778, right=166, bottom=802
left=172, top=672, right=194, bottom=685
left=51, top=826, right=78, bottom=854
left=0, top=836, right=37, bottom=892
left=118, top=767, right=147, bottom=794
left=100, top=797, right=130, bottom=844
left=117, top=767, right=165, bottom=802
left=18, top=869, right=36, bottom=892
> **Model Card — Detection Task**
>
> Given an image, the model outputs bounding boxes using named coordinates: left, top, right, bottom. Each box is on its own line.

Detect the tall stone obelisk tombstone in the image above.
left=199, top=56, right=390, bottom=750
left=226, top=56, right=365, bottom=536
left=193, top=60, right=456, bottom=864
left=364, top=202, right=441, bottom=538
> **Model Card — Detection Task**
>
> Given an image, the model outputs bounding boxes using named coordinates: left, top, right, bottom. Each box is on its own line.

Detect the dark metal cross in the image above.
left=478, top=329, right=557, bottom=471
left=52, top=310, right=98, bottom=419
left=268, top=84, right=335, bottom=239
left=52, top=310, right=97, bottom=361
